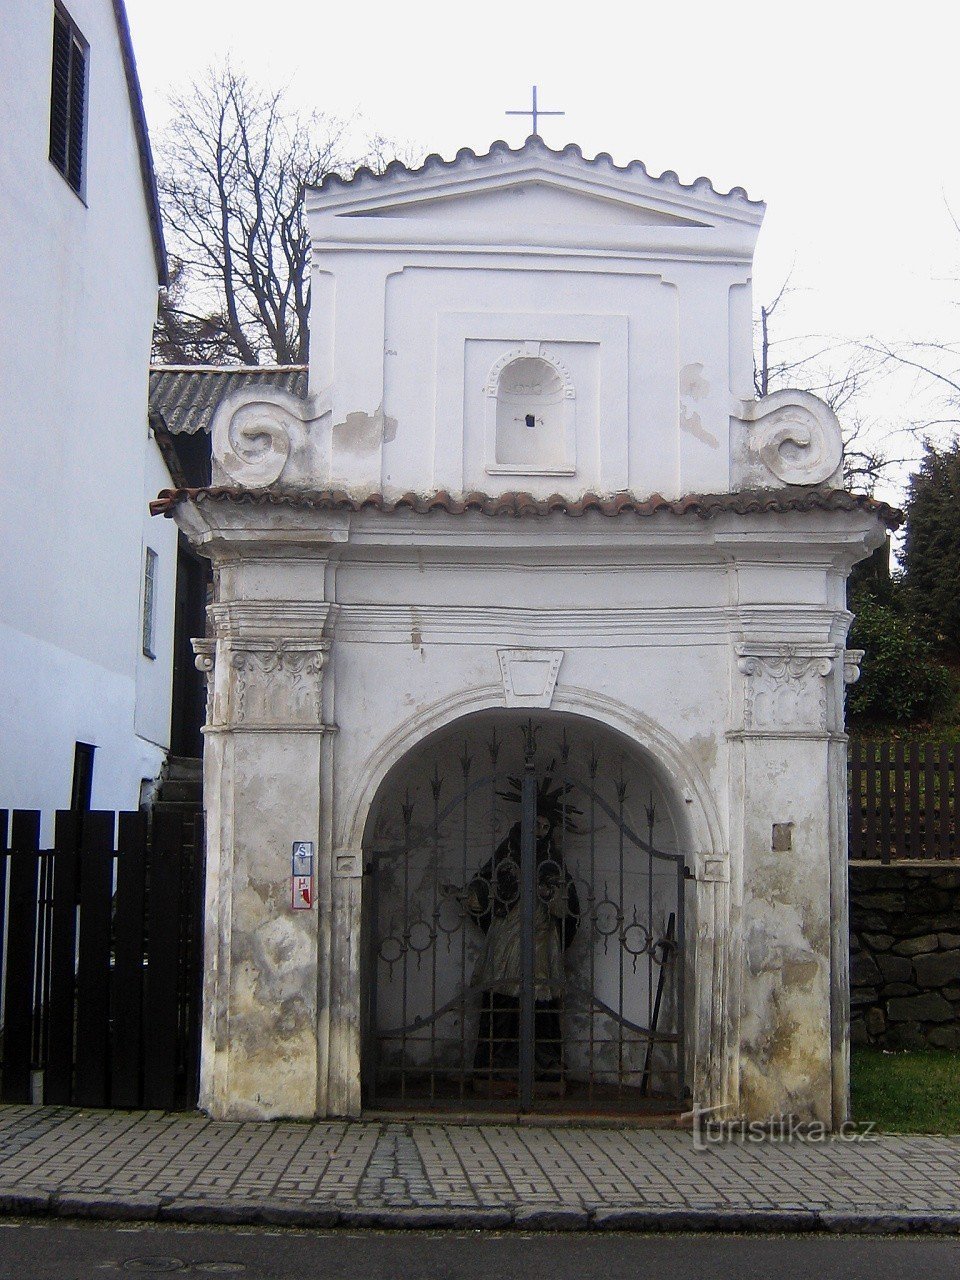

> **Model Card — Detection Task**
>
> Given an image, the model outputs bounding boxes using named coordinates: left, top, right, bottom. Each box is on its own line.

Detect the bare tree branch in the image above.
left=153, top=66, right=419, bottom=365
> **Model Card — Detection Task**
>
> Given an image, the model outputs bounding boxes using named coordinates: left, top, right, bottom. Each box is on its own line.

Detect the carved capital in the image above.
left=227, top=640, right=329, bottom=729
left=738, top=389, right=843, bottom=487
left=737, top=643, right=838, bottom=732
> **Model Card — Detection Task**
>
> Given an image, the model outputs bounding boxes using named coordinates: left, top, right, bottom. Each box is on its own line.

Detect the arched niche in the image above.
left=485, top=346, right=576, bottom=475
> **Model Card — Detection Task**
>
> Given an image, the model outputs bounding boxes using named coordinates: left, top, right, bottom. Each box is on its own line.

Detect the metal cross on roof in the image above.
left=506, top=85, right=564, bottom=139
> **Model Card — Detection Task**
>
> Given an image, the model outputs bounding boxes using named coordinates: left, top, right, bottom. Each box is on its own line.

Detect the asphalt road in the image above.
left=0, top=1222, right=958, bottom=1279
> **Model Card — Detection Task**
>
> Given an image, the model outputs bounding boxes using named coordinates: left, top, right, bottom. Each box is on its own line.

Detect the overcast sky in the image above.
left=125, top=0, right=958, bottom=498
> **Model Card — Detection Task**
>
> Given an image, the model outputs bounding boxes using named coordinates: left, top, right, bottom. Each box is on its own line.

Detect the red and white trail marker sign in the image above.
left=291, top=841, right=314, bottom=911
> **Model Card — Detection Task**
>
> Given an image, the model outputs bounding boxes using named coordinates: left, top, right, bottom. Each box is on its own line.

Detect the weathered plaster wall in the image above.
left=178, top=495, right=881, bottom=1124
left=736, top=740, right=836, bottom=1124
left=850, top=862, right=960, bottom=1050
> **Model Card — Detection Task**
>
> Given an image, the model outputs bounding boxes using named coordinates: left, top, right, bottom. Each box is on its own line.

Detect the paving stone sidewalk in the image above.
left=0, top=1106, right=959, bottom=1233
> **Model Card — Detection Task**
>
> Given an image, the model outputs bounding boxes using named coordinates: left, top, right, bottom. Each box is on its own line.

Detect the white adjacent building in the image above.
left=158, top=138, right=898, bottom=1126
left=0, top=1, right=175, bottom=814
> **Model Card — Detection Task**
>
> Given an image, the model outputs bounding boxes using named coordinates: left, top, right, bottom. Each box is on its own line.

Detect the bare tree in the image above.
left=860, top=336, right=960, bottom=439
left=152, top=255, right=240, bottom=366
left=851, top=199, right=960, bottom=453
left=754, top=271, right=793, bottom=399
left=154, top=68, right=409, bottom=366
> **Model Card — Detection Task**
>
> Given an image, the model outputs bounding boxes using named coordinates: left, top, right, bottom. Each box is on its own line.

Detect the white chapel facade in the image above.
left=157, top=137, right=895, bottom=1126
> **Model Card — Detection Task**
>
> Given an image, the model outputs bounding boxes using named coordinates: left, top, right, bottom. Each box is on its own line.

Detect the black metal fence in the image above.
left=848, top=740, right=960, bottom=862
left=0, top=809, right=204, bottom=1109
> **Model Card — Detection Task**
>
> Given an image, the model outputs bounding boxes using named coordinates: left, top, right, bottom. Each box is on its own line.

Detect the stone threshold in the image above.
left=361, top=1108, right=689, bottom=1129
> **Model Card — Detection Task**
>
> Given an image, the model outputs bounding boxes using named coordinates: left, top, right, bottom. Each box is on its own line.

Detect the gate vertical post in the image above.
left=519, top=741, right=537, bottom=1111
left=2, top=811, right=40, bottom=1103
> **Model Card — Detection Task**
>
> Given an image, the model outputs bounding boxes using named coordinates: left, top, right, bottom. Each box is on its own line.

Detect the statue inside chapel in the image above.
left=458, top=783, right=580, bottom=1096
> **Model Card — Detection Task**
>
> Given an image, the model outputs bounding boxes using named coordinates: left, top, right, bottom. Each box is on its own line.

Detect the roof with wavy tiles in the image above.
left=151, top=486, right=901, bottom=527
left=315, top=135, right=762, bottom=210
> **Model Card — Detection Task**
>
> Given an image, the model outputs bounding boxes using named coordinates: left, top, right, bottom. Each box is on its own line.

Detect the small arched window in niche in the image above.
left=493, top=355, right=570, bottom=470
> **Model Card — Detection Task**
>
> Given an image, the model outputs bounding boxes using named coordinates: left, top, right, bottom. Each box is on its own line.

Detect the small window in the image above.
left=48, top=6, right=87, bottom=195
left=142, top=547, right=158, bottom=659
left=71, top=742, right=95, bottom=812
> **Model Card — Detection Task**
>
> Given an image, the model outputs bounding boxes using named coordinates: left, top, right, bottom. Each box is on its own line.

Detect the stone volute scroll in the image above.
left=192, top=638, right=216, bottom=727
left=843, top=649, right=864, bottom=687
left=733, top=388, right=844, bottom=488
left=210, top=386, right=328, bottom=490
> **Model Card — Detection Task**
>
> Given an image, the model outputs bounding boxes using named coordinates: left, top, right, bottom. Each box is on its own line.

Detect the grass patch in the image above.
left=851, top=1047, right=960, bottom=1133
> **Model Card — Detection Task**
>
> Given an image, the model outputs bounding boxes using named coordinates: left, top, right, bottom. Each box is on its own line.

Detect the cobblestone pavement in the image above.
left=0, top=1106, right=959, bottom=1231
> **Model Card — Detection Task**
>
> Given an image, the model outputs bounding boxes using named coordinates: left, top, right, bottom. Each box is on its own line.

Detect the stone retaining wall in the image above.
left=850, top=862, right=960, bottom=1050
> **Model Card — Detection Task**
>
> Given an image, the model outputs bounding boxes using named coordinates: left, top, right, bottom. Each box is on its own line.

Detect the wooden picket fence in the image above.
left=848, top=740, right=960, bottom=862
left=0, top=808, right=204, bottom=1109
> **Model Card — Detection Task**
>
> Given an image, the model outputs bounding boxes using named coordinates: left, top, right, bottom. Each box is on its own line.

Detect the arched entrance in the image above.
left=361, top=711, right=690, bottom=1115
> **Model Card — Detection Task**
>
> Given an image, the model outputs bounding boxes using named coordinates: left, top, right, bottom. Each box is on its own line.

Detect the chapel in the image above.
left=155, top=134, right=898, bottom=1125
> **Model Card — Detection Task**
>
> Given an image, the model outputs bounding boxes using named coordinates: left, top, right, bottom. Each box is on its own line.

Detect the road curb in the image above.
left=51, top=1192, right=162, bottom=1221
left=1, top=1193, right=960, bottom=1234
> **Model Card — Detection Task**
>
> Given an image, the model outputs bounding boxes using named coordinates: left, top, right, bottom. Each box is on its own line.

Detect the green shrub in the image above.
left=903, top=442, right=960, bottom=654
left=847, top=587, right=953, bottom=724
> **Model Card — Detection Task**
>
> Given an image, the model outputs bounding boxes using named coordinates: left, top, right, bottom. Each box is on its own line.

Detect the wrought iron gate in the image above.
left=364, top=722, right=687, bottom=1114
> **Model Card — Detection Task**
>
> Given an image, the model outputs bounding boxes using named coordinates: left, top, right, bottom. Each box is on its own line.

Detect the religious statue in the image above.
left=457, top=780, right=580, bottom=1096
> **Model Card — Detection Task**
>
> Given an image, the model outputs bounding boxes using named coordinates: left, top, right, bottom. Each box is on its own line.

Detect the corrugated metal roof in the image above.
left=148, top=366, right=308, bottom=436
left=152, top=486, right=902, bottom=528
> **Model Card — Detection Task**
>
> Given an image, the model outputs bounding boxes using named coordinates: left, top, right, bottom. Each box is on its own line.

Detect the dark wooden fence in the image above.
left=0, top=809, right=204, bottom=1109
left=848, top=740, right=960, bottom=862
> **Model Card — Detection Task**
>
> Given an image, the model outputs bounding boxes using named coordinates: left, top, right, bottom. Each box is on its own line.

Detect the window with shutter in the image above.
left=48, top=6, right=87, bottom=196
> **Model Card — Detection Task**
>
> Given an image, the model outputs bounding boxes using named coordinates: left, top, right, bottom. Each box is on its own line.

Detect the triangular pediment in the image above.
left=307, top=138, right=765, bottom=233
left=344, top=180, right=710, bottom=229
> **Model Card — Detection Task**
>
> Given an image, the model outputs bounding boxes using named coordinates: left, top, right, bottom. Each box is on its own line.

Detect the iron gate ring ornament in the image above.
left=621, top=920, right=652, bottom=956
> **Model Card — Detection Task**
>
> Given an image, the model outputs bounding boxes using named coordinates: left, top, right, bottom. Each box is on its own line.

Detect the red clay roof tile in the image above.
left=150, top=486, right=902, bottom=527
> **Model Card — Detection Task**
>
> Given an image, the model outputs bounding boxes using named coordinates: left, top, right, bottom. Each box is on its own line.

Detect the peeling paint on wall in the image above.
left=333, top=408, right=398, bottom=449
left=679, top=362, right=719, bottom=448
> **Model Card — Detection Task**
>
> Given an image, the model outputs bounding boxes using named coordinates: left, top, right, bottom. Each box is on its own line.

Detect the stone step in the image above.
left=165, top=755, right=202, bottom=781
left=150, top=799, right=204, bottom=817
left=157, top=776, right=203, bottom=803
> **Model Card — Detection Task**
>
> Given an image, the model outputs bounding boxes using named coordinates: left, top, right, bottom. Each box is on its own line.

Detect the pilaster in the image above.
left=728, top=639, right=847, bottom=1125
left=193, top=601, right=336, bottom=1120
